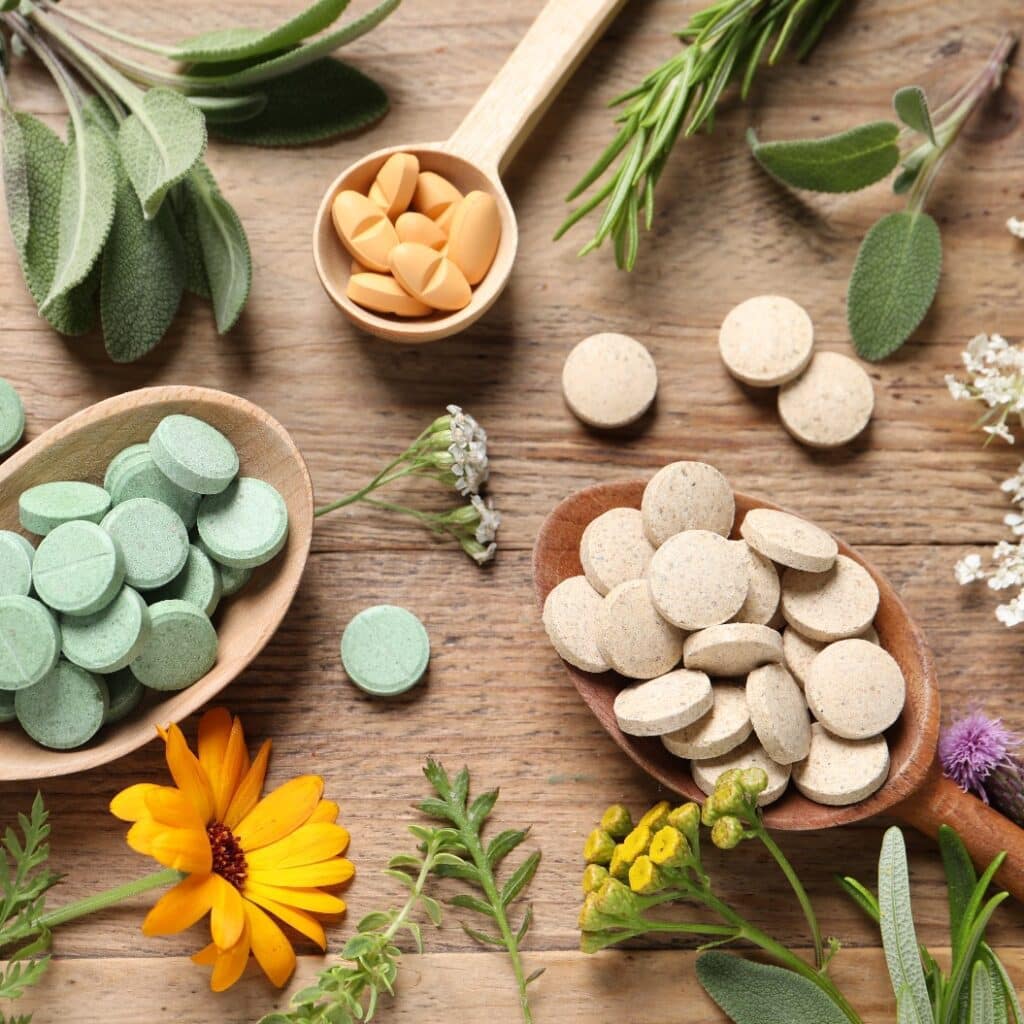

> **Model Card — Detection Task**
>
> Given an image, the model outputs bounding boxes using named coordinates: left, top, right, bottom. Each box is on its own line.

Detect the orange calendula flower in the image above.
left=111, top=708, right=354, bottom=992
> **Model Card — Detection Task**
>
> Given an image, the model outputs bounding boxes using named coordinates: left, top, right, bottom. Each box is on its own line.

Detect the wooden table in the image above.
left=3, top=0, right=1023, bottom=1020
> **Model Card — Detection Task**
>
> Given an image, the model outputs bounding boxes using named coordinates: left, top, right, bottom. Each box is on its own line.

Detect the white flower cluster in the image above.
left=468, top=494, right=501, bottom=564
left=446, top=404, right=490, bottom=496
left=1008, top=216, right=1024, bottom=240
left=945, top=333, right=1024, bottom=444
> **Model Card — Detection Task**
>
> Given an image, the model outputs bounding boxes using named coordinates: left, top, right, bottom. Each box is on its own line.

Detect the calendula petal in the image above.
left=244, top=882, right=346, bottom=916
left=234, top=776, right=323, bottom=852
left=244, top=890, right=326, bottom=950
left=197, top=709, right=232, bottom=797
left=151, top=826, right=213, bottom=874
left=142, top=874, right=219, bottom=936
left=164, top=724, right=215, bottom=825
left=249, top=858, right=355, bottom=889
left=144, top=786, right=205, bottom=831
left=210, top=920, right=251, bottom=992
left=126, top=819, right=163, bottom=858
left=214, top=718, right=249, bottom=822
left=191, top=942, right=218, bottom=966
left=245, top=901, right=296, bottom=988
left=245, top=823, right=350, bottom=871
left=210, top=874, right=246, bottom=950
left=110, top=783, right=160, bottom=822
left=308, top=800, right=339, bottom=825
left=223, top=740, right=271, bottom=830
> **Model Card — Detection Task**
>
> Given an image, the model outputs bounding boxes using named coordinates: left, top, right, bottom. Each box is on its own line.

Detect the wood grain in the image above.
left=1, top=0, right=1023, bottom=1020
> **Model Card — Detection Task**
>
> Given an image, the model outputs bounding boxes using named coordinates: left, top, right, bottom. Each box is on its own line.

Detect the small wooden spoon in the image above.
left=0, top=386, right=313, bottom=781
left=312, top=0, right=628, bottom=343
left=534, top=480, right=1024, bottom=897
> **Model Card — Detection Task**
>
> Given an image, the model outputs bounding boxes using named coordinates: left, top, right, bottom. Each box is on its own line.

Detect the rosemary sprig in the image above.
left=555, top=0, right=846, bottom=270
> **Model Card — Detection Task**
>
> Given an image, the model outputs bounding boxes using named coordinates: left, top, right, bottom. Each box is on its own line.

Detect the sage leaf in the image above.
left=748, top=122, right=900, bottom=193
left=170, top=0, right=351, bottom=63
left=2, top=107, right=30, bottom=257
left=170, top=181, right=211, bottom=299
left=189, top=93, right=268, bottom=124
left=42, top=118, right=116, bottom=318
left=892, top=165, right=920, bottom=195
left=877, top=828, right=932, bottom=1024
left=848, top=210, right=941, bottom=361
left=894, top=86, right=935, bottom=144
left=209, top=60, right=387, bottom=146
left=182, top=163, right=251, bottom=332
left=118, top=87, right=207, bottom=219
left=971, top=960, right=996, bottom=1024
left=696, top=952, right=849, bottom=1024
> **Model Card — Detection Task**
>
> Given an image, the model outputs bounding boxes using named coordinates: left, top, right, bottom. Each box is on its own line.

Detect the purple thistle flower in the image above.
left=939, top=711, right=1019, bottom=802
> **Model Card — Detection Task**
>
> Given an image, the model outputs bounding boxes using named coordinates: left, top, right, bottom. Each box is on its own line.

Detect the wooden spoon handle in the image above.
left=444, top=0, right=628, bottom=174
left=893, top=759, right=1024, bottom=901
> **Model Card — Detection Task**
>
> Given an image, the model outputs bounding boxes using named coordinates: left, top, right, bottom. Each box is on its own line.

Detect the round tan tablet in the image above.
left=542, top=576, right=609, bottom=674
left=691, top=737, right=791, bottom=807
left=613, top=668, right=713, bottom=737
left=595, top=579, right=685, bottom=679
left=740, top=508, right=838, bottom=573
left=732, top=542, right=780, bottom=625
left=747, top=664, right=811, bottom=764
left=777, top=351, right=874, bottom=449
left=793, top=724, right=890, bottom=806
left=682, top=623, right=783, bottom=676
left=580, top=507, right=655, bottom=596
left=781, top=555, right=880, bottom=642
left=782, top=624, right=878, bottom=688
left=641, top=462, right=735, bottom=546
left=805, top=638, right=905, bottom=739
left=718, top=295, right=814, bottom=387
left=662, top=682, right=751, bottom=759
left=561, top=333, right=658, bottom=429
left=649, top=531, right=749, bottom=630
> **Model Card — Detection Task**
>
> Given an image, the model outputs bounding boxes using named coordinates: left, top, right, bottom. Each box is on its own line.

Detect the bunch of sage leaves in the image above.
left=0, top=0, right=399, bottom=362
left=748, top=32, right=1015, bottom=362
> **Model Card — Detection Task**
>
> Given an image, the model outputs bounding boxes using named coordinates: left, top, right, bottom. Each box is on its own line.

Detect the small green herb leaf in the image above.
left=189, top=93, right=268, bottom=125
left=696, top=952, right=850, bottom=1024
left=501, top=851, right=540, bottom=907
left=971, top=959, right=996, bottom=1024
left=169, top=181, right=210, bottom=299
left=938, top=824, right=977, bottom=961
left=847, top=210, right=942, bottom=361
left=837, top=875, right=880, bottom=924
left=894, top=86, right=936, bottom=144
left=487, top=829, right=529, bottom=868
left=2, top=107, right=30, bottom=257
left=118, top=88, right=207, bottom=219
left=892, top=165, right=920, bottom=195
left=748, top=121, right=900, bottom=193
left=983, top=944, right=1023, bottom=1024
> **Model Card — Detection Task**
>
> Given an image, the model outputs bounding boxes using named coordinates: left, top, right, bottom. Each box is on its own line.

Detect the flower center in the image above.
left=207, top=822, right=247, bottom=889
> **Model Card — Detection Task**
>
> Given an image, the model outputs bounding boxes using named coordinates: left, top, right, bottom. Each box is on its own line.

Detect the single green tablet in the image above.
left=129, top=599, right=217, bottom=691
left=0, top=378, right=25, bottom=456
left=197, top=478, right=289, bottom=569
left=340, top=605, right=430, bottom=697
left=0, top=530, right=33, bottom=597
left=0, top=689, right=14, bottom=723
left=61, top=586, right=151, bottom=674
left=149, top=415, right=239, bottom=495
left=19, top=481, right=111, bottom=536
left=101, top=498, right=189, bottom=590
left=103, top=444, right=149, bottom=493
left=152, top=544, right=222, bottom=615
left=102, top=668, right=145, bottom=724
left=199, top=541, right=252, bottom=596
left=0, top=596, right=61, bottom=690
left=15, top=660, right=108, bottom=749
left=109, top=450, right=201, bottom=529
left=32, top=520, right=125, bottom=616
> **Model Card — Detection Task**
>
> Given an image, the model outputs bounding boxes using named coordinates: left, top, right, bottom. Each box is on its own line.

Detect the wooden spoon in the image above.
left=534, top=480, right=1024, bottom=897
left=0, top=386, right=313, bottom=781
left=312, top=0, right=627, bottom=343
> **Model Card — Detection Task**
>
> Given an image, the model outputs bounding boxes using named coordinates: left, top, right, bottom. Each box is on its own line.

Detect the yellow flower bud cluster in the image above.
left=700, top=767, right=768, bottom=849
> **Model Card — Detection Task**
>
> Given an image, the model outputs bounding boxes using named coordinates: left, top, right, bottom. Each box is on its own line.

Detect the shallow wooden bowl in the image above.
left=0, top=386, right=313, bottom=781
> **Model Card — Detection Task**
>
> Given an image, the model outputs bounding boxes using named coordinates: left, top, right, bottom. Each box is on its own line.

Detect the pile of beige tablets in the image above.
left=542, top=460, right=905, bottom=808
left=719, top=296, right=874, bottom=449
left=332, top=153, right=501, bottom=318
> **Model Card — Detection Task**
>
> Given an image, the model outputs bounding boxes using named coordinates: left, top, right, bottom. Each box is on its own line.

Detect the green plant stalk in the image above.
left=314, top=463, right=435, bottom=518
left=38, top=0, right=174, bottom=57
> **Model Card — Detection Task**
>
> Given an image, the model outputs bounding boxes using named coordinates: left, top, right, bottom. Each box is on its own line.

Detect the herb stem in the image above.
left=314, top=464, right=427, bottom=517
left=38, top=0, right=174, bottom=57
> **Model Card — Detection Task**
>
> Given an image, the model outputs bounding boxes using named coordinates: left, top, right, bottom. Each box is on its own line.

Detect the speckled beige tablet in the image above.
left=782, top=625, right=878, bottom=688
left=649, top=531, right=749, bottom=630
left=561, top=333, right=658, bottom=429
left=691, top=737, right=791, bottom=806
left=778, top=351, right=874, bottom=449
left=596, top=579, right=685, bottom=679
left=747, top=664, right=811, bottom=765
left=732, top=542, right=780, bottom=624
left=580, top=507, right=655, bottom=596
left=683, top=623, right=783, bottom=676
left=641, top=462, right=735, bottom=546
left=718, top=295, right=814, bottom=387
left=781, top=555, right=879, bottom=642
left=542, top=576, right=609, bottom=674
left=740, top=508, right=838, bottom=573
left=613, top=668, right=713, bottom=737
left=793, top=724, right=889, bottom=806
left=661, top=683, right=751, bottom=759
left=805, top=638, right=905, bottom=739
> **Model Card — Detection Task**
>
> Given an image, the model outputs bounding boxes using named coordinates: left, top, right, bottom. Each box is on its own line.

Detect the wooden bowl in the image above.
left=0, top=386, right=313, bottom=781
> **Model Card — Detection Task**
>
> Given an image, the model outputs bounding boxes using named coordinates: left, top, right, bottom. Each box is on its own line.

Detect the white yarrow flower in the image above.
left=449, top=438, right=489, bottom=496
left=470, top=494, right=501, bottom=544
left=954, top=553, right=985, bottom=585
left=1008, top=216, right=1024, bottom=240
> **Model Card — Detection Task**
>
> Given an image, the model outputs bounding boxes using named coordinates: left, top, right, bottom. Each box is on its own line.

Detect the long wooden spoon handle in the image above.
left=444, top=0, right=628, bottom=174
left=893, top=760, right=1024, bottom=901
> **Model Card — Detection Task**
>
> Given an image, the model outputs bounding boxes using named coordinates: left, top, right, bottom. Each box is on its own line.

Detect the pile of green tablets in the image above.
left=0, top=414, right=289, bottom=750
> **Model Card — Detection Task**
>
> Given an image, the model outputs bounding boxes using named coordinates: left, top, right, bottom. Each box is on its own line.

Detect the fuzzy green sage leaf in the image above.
left=847, top=210, right=941, bottom=361
left=748, top=121, right=900, bottom=193
left=189, top=92, right=268, bottom=125
left=970, top=960, right=996, bottom=1024
left=1, top=106, right=30, bottom=256
left=696, top=952, right=850, bottom=1024
left=893, top=86, right=935, bottom=144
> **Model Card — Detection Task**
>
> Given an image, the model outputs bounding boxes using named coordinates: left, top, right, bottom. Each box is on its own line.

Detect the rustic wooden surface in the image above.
left=2, top=0, right=1024, bottom=1020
